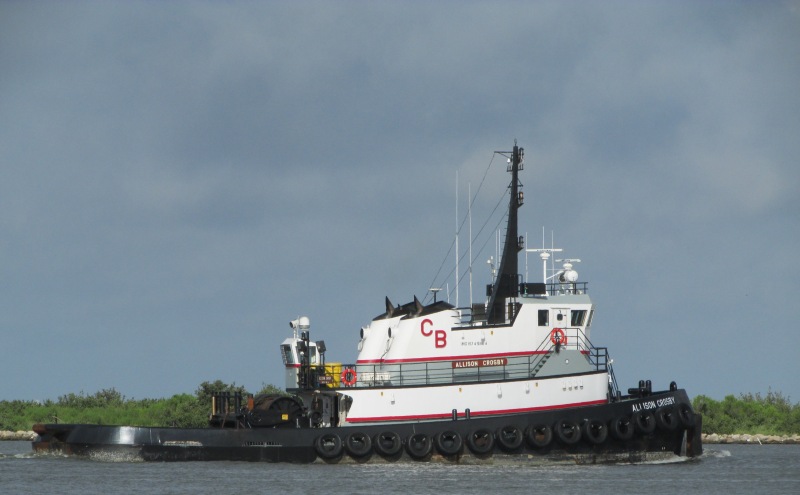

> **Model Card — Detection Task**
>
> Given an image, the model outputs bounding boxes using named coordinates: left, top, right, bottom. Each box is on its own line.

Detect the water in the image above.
left=1, top=441, right=798, bottom=495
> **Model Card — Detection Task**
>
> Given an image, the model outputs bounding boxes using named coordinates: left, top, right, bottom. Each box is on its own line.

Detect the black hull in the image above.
left=32, top=389, right=702, bottom=463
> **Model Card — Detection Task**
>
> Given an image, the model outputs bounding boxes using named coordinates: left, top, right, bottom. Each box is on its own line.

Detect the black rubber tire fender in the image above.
left=434, top=430, right=463, bottom=456
left=554, top=420, right=582, bottom=445
left=610, top=416, right=635, bottom=441
left=525, top=424, right=553, bottom=448
left=634, top=410, right=656, bottom=434
left=495, top=425, right=524, bottom=452
left=677, top=403, right=696, bottom=428
left=314, top=433, right=343, bottom=459
left=373, top=431, right=403, bottom=457
left=582, top=419, right=608, bottom=445
left=466, top=429, right=494, bottom=455
left=344, top=431, right=372, bottom=458
left=405, top=433, right=433, bottom=460
left=655, top=406, right=679, bottom=431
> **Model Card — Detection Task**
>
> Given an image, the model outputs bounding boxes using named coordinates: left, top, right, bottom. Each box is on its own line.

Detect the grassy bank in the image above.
left=3, top=386, right=798, bottom=436
left=0, top=381, right=282, bottom=432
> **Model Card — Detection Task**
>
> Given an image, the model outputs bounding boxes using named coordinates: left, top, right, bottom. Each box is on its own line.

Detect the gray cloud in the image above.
left=2, top=1, right=798, bottom=402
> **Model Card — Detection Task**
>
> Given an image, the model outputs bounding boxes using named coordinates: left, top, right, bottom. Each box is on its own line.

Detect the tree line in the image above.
left=2, top=385, right=798, bottom=434
left=691, top=390, right=800, bottom=435
left=0, top=381, right=283, bottom=432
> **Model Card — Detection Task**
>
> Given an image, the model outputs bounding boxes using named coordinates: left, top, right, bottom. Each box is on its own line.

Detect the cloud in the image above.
left=1, top=1, right=798, bottom=402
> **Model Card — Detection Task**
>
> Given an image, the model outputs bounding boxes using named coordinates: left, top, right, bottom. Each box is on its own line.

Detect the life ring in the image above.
left=344, top=431, right=372, bottom=458
left=434, top=430, right=463, bottom=456
left=582, top=419, right=608, bottom=445
left=314, top=433, right=343, bottom=460
left=496, top=425, right=524, bottom=452
left=554, top=420, right=581, bottom=445
left=525, top=424, right=552, bottom=448
left=634, top=410, right=656, bottom=434
left=466, top=429, right=495, bottom=456
left=655, top=406, right=679, bottom=431
left=610, top=416, right=635, bottom=440
left=550, top=328, right=567, bottom=345
left=405, top=433, right=433, bottom=460
left=373, top=431, right=403, bottom=458
left=340, top=367, right=357, bottom=387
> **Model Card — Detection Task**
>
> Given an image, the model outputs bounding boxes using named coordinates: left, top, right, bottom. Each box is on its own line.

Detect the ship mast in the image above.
left=486, top=143, right=524, bottom=324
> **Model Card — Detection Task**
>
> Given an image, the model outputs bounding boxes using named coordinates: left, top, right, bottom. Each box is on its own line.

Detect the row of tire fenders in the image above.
left=313, top=403, right=696, bottom=461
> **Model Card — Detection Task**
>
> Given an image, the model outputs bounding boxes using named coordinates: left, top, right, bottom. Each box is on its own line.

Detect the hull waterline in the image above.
left=33, top=389, right=702, bottom=463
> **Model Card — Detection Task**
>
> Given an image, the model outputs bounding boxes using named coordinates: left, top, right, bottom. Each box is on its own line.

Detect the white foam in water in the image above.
left=323, top=451, right=696, bottom=468
left=30, top=450, right=69, bottom=459
left=87, top=450, right=145, bottom=463
left=702, top=448, right=732, bottom=459
left=629, top=453, right=690, bottom=465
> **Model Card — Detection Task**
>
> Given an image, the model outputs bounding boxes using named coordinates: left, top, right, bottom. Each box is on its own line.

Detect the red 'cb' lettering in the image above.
left=435, top=330, right=447, bottom=348
left=420, top=319, right=433, bottom=337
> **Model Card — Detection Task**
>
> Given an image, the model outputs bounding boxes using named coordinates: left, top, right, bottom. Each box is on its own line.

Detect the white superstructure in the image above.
left=280, top=143, right=618, bottom=427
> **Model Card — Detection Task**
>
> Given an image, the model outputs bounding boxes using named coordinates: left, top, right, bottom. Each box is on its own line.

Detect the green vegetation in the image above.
left=3, top=385, right=799, bottom=435
left=0, top=381, right=284, bottom=432
left=693, top=390, right=800, bottom=435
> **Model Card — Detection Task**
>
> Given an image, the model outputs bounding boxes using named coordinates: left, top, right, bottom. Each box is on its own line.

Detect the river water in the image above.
left=1, top=441, right=798, bottom=494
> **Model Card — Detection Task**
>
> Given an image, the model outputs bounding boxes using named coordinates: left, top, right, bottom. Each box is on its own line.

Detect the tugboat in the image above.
left=32, top=143, right=702, bottom=463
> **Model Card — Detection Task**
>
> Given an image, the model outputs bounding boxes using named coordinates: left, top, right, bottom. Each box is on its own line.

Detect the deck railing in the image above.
left=323, top=327, right=619, bottom=394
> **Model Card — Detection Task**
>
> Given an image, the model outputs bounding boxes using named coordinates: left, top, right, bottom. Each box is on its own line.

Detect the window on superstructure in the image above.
left=308, top=346, right=318, bottom=365
left=571, top=310, right=587, bottom=327
left=538, top=309, right=549, bottom=326
left=281, top=344, right=295, bottom=365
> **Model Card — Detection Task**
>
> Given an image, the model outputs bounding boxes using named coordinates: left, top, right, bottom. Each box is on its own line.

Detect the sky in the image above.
left=2, top=1, right=798, bottom=404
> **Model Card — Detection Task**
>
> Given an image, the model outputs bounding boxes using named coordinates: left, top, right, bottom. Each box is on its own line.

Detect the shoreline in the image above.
left=701, top=433, right=799, bottom=444
left=2, top=430, right=800, bottom=444
left=1, top=431, right=37, bottom=441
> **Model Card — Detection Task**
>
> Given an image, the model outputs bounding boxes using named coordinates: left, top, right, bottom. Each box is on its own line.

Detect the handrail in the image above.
left=518, top=282, right=589, bottom=297
left=322, top=327, right=619, bottom=394
left=568, top=329, right=620, bottom=398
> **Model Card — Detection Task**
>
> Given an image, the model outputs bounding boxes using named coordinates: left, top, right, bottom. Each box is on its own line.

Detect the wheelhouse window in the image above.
left=571, top=310, right=587, bottom=327
left=308, top=345, right=318, bottom=365
left=281, top=344, right=295, bottom=365
left=538, top=309, right=549, bottom=326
